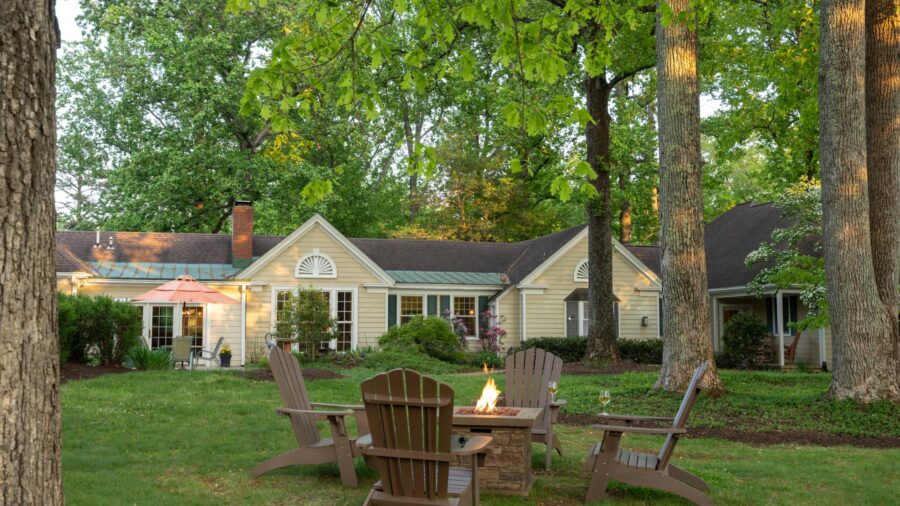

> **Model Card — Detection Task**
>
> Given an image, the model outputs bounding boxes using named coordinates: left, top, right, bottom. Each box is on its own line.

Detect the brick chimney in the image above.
left=232, top=200, right=253, bottom=268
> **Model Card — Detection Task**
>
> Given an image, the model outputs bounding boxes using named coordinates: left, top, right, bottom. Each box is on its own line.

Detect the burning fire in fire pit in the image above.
left=456, top=364, right=520, bottom=416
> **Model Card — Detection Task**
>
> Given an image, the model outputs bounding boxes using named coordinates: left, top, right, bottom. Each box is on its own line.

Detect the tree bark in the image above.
left=0, top=0, right=65, bottom=503
left=653, top=0, right=723, bottom=394
left=584, top=75, right=620, bottom=361
left=819, top=0, right=900, bottom=402
left=865, top=0, right=900, bottom=373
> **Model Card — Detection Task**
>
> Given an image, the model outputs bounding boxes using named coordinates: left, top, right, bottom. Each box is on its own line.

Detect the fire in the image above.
left=474, top=364, right=500, bottom=413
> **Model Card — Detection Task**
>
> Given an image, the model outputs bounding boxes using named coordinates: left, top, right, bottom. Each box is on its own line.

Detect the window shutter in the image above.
left=478, top=296, right=489, bottom=334
left=387, top=295, right=397, bottom=328
left=427, top=295, right=437, bottom=316
left=439, top=295, right=450, bottom=317
left=766, top=296, right=775, bottom=333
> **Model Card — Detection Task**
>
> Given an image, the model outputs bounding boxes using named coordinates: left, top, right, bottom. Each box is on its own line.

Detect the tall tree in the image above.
left=865, top=0, right=900, bottom=372
left=654, top=0, right=723, bottom=393
left=819, top=0, right=899, bottom=402
left=0, top=0, right=64, bottom=503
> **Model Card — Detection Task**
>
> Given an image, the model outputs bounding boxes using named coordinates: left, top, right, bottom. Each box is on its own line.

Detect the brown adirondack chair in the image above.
left=583, top=362, right=711, bottom=505
left=504, top=347, right=566, bottom=470
left=253, top=346, right=370, bottom=486
left=360, top=369, right=493, bottom=506
left=784, top=333, right=801, bottom=365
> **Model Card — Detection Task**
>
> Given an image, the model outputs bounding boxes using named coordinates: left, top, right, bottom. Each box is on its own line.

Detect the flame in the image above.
left=474, top=375, right=500, bottom=414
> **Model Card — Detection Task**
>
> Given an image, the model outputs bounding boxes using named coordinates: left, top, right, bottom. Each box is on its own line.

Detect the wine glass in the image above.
left=598, top=389, right=611, bottom=416
left=547, top=381, right=558, bottom=403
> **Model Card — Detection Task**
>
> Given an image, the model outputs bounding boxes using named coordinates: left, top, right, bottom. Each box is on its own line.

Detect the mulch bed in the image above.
left=562, top=361, right=658, bottom=375
left=61, top=362, right=134, bottom=384
left=238, top=368, right=345, bottom=382
left=559, top=413, right=900, bottom=449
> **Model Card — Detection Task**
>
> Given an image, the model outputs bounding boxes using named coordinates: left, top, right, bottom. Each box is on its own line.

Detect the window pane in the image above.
left=182, top=305, right=204, bottom=353
left=453, top=296, right=476, bottom=337
left=400, top=296, right=423, bottom=325
left=582, top=302, right=591, bottom=337
left=151, top=306, right=174, bottom=349
left=275, top=290, right=293, bottom=329
left=336, top=291, right=353, bottom=351
left=566, top=301, right=579, bottom=337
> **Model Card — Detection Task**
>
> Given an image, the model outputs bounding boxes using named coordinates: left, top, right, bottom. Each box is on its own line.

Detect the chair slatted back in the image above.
left=210, top=337, right=225, bottom=357
left=172, top=336, right=192, bottom=363
left=269, top=346, right=320, bottom=447
left=657, top=362, right=709, bottom=469
left=362, top=369, right=455, bottom=501
left=504, top=348, right=563, bottom=430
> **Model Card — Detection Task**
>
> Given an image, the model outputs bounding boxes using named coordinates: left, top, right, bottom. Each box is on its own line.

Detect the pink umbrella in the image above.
left=132, top=275, right=239, bottom=305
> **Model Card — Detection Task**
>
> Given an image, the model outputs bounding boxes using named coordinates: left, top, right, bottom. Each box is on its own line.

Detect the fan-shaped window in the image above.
left=574, top=260, right=589, bottom=282
left=295, top=249, right=337, bottom=278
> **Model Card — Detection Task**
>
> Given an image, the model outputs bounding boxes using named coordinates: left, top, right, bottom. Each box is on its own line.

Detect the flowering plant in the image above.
left=220, top=345, right=232, bottom=356
left=443, top=309, right=470, bottom=348
left=478, top=311, right=506, bottom=354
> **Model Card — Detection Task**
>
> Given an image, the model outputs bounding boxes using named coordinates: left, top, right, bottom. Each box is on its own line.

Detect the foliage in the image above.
left=719, top=312, right=771, bottom=370
left=618, top=338, right=664, bottom=364
left=58, top=293, right=143, bottom=366
left=746, top=177, right=827, bottom=330
left=378, top=316, right=465, bottom=364
left=274, top=287, right=336, bottom=359
left=519, top=337, right=587, bottom=363
left=468, top=350, right=505, bottom=369
left=477, top=310, right=506, bottom=354
left=361, top=349, right=467, bottom=375
left=126, top=346, right=174, bottom=371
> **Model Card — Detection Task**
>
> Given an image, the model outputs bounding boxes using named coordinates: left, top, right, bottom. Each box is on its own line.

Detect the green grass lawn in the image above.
left=62, top=368, right=900, bottom=505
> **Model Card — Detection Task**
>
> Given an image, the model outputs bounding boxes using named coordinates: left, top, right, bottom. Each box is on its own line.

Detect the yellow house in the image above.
left=55, top=202, right=663, bottom=365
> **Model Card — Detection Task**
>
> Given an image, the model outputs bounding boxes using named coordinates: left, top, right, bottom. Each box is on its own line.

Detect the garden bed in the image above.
left=562, top=360, right=658, bottom=375
left=61, top=362, right=133, bottom=383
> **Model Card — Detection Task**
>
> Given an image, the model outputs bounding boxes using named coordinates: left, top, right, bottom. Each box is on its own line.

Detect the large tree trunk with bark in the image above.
left=584, top=75, right=620, bottom=361
left=865, top=0, right=900, bottom=373
left=0, top=0, right=64, bottom=503
left=819, top=0, right=900, bottom=402
left=653, top=0, right=723, bottom=394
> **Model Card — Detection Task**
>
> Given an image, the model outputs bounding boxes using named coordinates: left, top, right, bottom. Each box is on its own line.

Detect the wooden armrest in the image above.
left=591, top=423, right=686, bottom=435
left=311, top=402, right=365, bottom=411
left=453, top=436, right=493, bottom=456
left=596, top=413, right=673, bottom=423
left=548, top=399, right=567, bottom=408
left=355, top=433, right=372, bottom=448
left=276, top=408, right=352, bottom=418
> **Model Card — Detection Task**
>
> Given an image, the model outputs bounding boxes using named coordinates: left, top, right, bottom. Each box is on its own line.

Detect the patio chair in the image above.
left=583, top=362, right=712, bottom=505
left=503, top=347, right=566, bottom=469
left=360, top=369, right=493, bottom=506
left=784, top=333, right=801, bottom=365
left=192, top=337, right=225, bottom=368
left=171, top=336, right=194, bottom=370
left=253, top=347, right=370, bottom=486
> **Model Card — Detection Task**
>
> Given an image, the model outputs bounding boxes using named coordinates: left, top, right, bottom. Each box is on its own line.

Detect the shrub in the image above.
left=519, top=337, right=587, bottom=362
left=720, top=312, right=770, bottom=369
left=58, top=293, right=143, bottom=366
left=126, top=346, right=173, bottom=370
left=618, top=338, right=663, bottom=364
left=362, top=349, right=465, bottom=374
left=378, top=316, right=465, bottom=364
left=469, top=350, right=505, bottom=369
left=275, top=287, right=336, bottom=359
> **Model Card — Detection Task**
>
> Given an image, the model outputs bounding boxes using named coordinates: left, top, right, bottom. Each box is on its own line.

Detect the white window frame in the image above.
left=564, top=300, right=619, bottom=338
left=451, top=295, right=478, bottom=339
left=574, top=259, right=589, bottom=282
left=270, top=285, right=358, bottom=351
left=390, top=291, right=491, bottom=339
left=399, top=295, right=426, bottom=325
left=138, top=302, right=209, bottom=352
left=294, top=248, right=337, bottom=279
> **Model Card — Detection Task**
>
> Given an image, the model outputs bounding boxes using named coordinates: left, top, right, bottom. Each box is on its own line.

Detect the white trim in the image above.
left=517, top=286, right=546, bottom=295
left=775, top=290, right=785, bottom=367
left=294, top=248, right=338, bottom=279
left=365, top=287, right=389, bottom=294
left=240, top=286, right=247, bottom=366
left=237, top=214, right=394, bottom=284
left=817, top=328, right=826, bottom=367
left=85, top=278, right=249, bottom=286
left=574, top=259, right=589, bottom=282
left=56, top=272, right=92, bottom=278
left=520, top=292, right=527, bottom=341
left=613, top=241, right=662, bottom=288
left=389, top=284, right=504, bottom=291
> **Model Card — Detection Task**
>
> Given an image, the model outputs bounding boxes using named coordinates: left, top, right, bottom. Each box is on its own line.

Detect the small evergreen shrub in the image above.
left=720, top=312, right=770, bottom=369
left=378, top=316, right=465, bottom=364
left=127, top=346, right=173, bottom=370
left=618, top=338, right=664, bottom=364
left=469, top=350, right=505, bottom=369
left=362, top=349, right=465, bottom=374
left=58, top=293, right=143, bottom=366
left=519, top=337, right=587, bottom=362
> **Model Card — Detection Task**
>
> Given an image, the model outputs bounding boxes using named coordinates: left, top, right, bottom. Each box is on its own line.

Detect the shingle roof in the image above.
left=55, top=243, right=95, bottom=274
left=623, top=245, right=661, bottom=277
left=54, top=224, right=589, bottom=283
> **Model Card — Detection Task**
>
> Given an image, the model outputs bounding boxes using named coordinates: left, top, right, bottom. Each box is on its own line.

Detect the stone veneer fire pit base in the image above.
left=451, top=407, right=543, bottom=495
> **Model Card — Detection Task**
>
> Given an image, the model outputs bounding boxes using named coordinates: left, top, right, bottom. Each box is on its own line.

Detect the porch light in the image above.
left=641, top=316, right=649, bottom=326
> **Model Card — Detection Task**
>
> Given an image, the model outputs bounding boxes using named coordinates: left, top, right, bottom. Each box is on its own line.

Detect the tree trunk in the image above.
left=619, top=173, right=633, bottom=244
left=0, top=1, right=65, bottom=503
left=865, top=0, right=900, bottom=372
left=819, top=0, right=899, bottom=402
left=653, top=0, right=723, bottom=393
left=584, top=75, right=619, bottom=361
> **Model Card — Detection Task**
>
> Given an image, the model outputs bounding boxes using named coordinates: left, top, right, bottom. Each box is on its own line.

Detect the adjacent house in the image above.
left=55, top=200, right=834, bottom=369
left=56, top=201, right=663, bottom=366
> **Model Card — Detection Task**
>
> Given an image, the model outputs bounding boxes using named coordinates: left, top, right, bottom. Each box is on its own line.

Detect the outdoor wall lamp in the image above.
left=640, top=316, right=649, bottom=327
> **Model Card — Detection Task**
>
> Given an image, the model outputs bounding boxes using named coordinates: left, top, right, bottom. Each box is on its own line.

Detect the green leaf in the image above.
left=300, top=179, right=334, bottom=204
left=510, top=158, right=522, bottom=174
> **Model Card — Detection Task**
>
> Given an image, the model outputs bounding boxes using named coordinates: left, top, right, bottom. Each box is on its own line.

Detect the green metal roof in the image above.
left=386, top=270, right=505, bottom=285
left=90, top=262, right=241, bottom=281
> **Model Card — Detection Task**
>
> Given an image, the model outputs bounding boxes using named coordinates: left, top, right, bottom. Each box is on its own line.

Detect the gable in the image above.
left=238, top=215, right=393, bottom=285
left=526, top=234, right=659, bottom=290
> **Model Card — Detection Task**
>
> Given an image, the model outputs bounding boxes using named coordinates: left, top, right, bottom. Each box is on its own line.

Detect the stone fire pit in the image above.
left=452, top=406, right=543, bottom=495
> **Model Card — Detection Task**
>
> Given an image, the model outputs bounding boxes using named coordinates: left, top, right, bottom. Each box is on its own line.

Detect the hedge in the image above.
left=58, top=292, right=143, bottom=366
left=515, top=336, right=663, bottom=364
